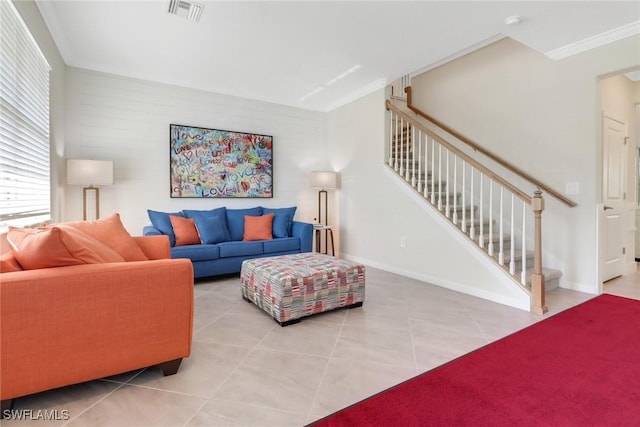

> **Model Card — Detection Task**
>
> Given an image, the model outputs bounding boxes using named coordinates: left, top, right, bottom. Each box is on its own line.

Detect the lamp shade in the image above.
left=310, top=171, right=337, bottom=190
left=66, top=159, right=114, bottom=186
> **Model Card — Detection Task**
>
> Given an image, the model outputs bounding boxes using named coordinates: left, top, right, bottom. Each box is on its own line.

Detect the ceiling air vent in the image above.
left=168, top=0, right=203, bottom=22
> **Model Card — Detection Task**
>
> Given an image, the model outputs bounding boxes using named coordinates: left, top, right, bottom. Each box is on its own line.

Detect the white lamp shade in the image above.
left=310, top=171, right=337, bottom=189
left=66, top=159, right=114, bottom=186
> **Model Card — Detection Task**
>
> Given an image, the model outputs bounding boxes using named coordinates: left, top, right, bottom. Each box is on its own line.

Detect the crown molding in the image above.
left=409, top=34, right=506, bottom=78
left=545, top=21, right=640, bottom=60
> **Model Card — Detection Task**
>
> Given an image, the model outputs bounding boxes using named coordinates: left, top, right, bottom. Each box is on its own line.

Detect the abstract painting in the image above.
left=170, top=124, right=273, bottom=198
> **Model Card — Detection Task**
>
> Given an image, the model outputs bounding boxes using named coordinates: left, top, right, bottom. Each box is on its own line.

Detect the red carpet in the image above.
left=311, top=294, right=640, bottom=427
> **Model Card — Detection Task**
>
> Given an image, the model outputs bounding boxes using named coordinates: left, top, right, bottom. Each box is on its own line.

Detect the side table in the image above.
left=314, top=225, right=335, bottom=256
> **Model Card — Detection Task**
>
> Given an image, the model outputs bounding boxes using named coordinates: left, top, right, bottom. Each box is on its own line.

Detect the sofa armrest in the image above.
left=133, top=235, right=171, bottom=260
left=291, top=221, right=313, bottom=252
left=0, top=259, right=194, bottom=401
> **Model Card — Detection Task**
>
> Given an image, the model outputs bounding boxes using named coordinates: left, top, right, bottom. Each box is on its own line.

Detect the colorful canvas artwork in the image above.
left=170, top=124, right=273, bottom=198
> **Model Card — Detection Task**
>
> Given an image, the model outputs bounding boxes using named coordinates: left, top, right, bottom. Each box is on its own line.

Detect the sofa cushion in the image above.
left=183, top=207, right=230, bottom=243
left=263, top=237, right=301, bottom=254
left=172, top=244, right=220, bottom=261
left=148, top=210, right=184, bottom=246
left=262, top=207, right=297, bottom=238
left=62, top=213, right=148, bottom=261
left=226, top=207, right=262, bottom=241
left=1, top=251, right=23, bottom=272
left=170, top=215, right=201, bottom=246
left=243, top=213, right=273, bottom=241
left=7, top=226, right=125, bottom=270
left=217, top=241, right=263, bottom=258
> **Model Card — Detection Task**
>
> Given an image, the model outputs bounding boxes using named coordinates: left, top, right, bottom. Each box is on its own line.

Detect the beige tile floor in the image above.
left=4, top=264, right=638, bottom=427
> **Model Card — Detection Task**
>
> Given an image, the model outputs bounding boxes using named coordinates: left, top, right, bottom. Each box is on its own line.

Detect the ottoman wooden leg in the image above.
left=347, top=301, right=363, bottom=309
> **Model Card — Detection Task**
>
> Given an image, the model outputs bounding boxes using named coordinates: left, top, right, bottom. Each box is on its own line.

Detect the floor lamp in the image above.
left=66, top=159, right=114, bottom=220
left=310, top=171, right=337, bottom=254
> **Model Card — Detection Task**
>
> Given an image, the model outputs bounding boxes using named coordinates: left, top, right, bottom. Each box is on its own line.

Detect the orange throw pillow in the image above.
left=0, top=252, right=23, bottom=272
left=62, top=213, right=148, bottom=261
left=243, top=213, right=273, bottom=241
left=7, top=226, right=125, bottom=270
left=170, top=215, right=201, bottom=246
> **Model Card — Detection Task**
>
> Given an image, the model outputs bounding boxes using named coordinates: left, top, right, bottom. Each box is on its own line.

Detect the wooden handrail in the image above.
left=404, top=87, right=577, bottom=208
left=386, top=99, right=533, bottom=204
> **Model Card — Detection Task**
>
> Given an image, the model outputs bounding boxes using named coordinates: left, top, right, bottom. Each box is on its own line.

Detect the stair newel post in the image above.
left=531, top=190, right=548, bottom=315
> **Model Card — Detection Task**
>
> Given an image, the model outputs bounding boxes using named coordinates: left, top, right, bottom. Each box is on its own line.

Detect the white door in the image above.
left=602, top=115, right=627, bottom=282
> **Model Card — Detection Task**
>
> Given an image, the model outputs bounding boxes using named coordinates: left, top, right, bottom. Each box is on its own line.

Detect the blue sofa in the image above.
left=143, top=206, right=313, bottom=278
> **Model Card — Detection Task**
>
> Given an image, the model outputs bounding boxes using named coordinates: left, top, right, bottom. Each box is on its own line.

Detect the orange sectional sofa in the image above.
left=0, top=235, right=194, bottom=413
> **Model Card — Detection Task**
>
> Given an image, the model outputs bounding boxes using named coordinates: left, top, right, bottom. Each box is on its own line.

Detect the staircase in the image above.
left=386, top=86, right=576, bottom=314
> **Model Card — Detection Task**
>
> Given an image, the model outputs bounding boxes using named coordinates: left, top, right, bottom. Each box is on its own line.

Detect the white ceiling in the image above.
left=35, top=1, right=640, bottom=112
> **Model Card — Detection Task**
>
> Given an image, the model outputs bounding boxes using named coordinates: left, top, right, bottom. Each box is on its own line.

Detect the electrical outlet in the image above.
left=400, top=237, right=406, bottom=248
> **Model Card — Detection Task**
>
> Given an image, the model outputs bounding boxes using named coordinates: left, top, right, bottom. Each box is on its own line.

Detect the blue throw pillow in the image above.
left=262, top=207, right=297, bottom=238
left=147, top=209, right=184, bottom=246
left=183, top=207, right=230, bottom=243
left=226, top=207, right=263, bottom=241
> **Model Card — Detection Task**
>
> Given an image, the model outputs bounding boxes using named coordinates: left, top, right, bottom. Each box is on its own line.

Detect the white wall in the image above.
left=326, top=90, right=530, bottom=310
left=408, top=36, right=640, bottom=292
left=64, top=68, right=327, bottom=233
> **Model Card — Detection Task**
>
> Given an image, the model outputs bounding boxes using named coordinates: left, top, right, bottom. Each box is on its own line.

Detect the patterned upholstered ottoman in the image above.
left=240, top=253, right=365, bottom=326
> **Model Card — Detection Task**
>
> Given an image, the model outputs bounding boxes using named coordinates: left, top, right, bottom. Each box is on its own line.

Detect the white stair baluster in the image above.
left=488, top=179, right=494, bottom=256
left=470, top=168, right=475, bottom=240
left=438, top=145, right=443, bottom=211
left=389, top=112, right=394, bottom=167
left=417, top=130, right=422, bottom=192
left=479, top=175, right=484, bottom=248
left=521, top=203, right=527, bottom=285
left=461, top=161, right=466, bottom=232
left=498, top=187, right=504, bottom=265
left=423, top=135, right=429, bottom=198
left=510, top=194, right=516, bottom=275
left=406, top=125, right=412, bottom=181
left=399, top=118, right=404, bottom=176
left=453, top=155, right=458, bottom=224
left=430, top=139, right=436, bottom=204
left=445, top=150, right=450, bottom=217
left=394, top=113, right=398, bottom=171
left=410, top=126, right=415, bottom=184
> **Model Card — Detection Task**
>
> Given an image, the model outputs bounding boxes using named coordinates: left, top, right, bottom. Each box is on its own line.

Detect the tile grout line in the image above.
left=181, top=317, right=278, bottom=427
left=304, top=306, right=348, bottom=424
left=403, top=283, right=421, bottom=375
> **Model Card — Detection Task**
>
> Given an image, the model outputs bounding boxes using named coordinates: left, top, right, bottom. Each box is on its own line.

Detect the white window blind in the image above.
left=0, top=0, right=51, bottom=228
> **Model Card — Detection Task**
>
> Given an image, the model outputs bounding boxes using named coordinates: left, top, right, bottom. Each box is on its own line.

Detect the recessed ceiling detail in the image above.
left=168, top=0, right=203, bottom=22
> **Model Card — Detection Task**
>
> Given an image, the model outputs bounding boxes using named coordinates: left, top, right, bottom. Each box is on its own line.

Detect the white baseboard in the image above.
left=342, top=252, right=531, bottom=312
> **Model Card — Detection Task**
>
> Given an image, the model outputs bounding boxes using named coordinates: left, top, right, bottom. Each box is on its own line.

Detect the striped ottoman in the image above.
left=240, top=253, right=365, bottom=326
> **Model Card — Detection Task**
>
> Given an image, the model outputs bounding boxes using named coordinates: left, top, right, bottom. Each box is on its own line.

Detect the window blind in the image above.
left=0, top=0, right=51, bottom=228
